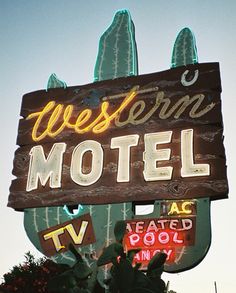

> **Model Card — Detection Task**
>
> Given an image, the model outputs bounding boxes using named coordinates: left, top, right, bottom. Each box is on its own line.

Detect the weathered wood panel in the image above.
left=8, top=63, right=228, bottom=210
left=38, top=213, right=96, bottom=257
left=9, top=125, right=227, bottom=209
left=16, top=63, right=222, bottom=146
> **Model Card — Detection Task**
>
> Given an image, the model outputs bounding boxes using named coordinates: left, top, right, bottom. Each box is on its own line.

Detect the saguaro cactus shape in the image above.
left=46, top=73, right=67, bottom=90
left=23, top=14, right=214, bottom=287
left=94, top=9, right=138, bottom=81
left=24, top=9, right=138, bottom=279
left=166, top=27, right=212, bottom=273
left=171, top=27, right=198, bottom=68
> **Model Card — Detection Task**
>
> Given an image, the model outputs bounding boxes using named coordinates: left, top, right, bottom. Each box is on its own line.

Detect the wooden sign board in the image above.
left=38, top=213, right=96, bottom=257
left=8, top=63, right=228, bottom=210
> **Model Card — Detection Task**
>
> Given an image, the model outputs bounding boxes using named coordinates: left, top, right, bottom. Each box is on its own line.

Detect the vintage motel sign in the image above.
left=8, top=10, right=228, bottom=276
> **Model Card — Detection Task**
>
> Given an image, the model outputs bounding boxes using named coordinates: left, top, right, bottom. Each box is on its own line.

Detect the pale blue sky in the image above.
left=1, top=1, right=236, bottom=292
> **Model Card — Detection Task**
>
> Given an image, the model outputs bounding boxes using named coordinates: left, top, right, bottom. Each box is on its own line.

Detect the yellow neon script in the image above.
left=27, top=87, right=139, bottom=142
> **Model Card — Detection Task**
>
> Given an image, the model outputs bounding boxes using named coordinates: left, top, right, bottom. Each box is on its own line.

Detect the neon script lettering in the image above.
left=27, top=87, right=138, bottom=142
left=27, top=87, right=215, bottom=142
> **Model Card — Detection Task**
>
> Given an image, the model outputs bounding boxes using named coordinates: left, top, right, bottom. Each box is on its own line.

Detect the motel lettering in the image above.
left=26, top=129, right=209, bottom=191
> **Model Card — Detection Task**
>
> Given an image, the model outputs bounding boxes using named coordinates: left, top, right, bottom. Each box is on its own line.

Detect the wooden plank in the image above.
left=9, top=177, right=228, bottom=210
left=8, top=125, right=228, bottom=210
left=8, top=63, right=228, bottom=210
left=38, top=213, right=96, bottom=257
left=16, top=63, right=222, bottom=146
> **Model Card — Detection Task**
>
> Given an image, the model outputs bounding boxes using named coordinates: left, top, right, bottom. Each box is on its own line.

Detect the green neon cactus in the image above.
left=171, top=27, right=198, bottom=68
left=23, top=12, right=212, bottom=282
left=24, top=207, right=79, bottom=265
left=46, top=73, right=67, bottom=90
left=24, top=76, right=79, bottom=267
left=169, top=27, right=212, bottom=273
left=90, top=9, right=138, bottom=281
left=24, top=9, right=137, bottom=278
left=94, top=9, right=138, bottom=81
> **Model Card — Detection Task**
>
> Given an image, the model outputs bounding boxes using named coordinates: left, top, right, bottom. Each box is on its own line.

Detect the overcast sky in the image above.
left=0, top=1, right=235, bottom=292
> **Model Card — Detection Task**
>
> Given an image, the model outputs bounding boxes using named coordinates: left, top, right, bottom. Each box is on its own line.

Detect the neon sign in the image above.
left=8, top=62, right=228, bottom=210
left=27, top=87, right=138, bottom=141
left=124, top=200, right=197, bottom=268
left=162, top=201, right=196, bottom=216
left=38, top=213, right=96, bottom=257
left=8, top=9, right=228, bottom=278
left=26, top=87, right=215, bottom=142
left=63, top=204, right=83, bottom=216
left=25, top=129, right=210, bottom=192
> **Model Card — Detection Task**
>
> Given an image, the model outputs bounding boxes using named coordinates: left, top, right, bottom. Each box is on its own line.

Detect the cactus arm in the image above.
left=24, top=10, right=138, bottom=277
left=171, top=27, right=198, bottom=68
left=46, top=73, right=67, bottom=90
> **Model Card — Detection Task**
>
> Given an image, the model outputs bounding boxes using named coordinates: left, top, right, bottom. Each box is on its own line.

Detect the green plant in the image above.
left=47, top=244, right=104, bottom=293
left=0, top=252, right=67, bottom=293
left=97, top=220, right=167, bottom=293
